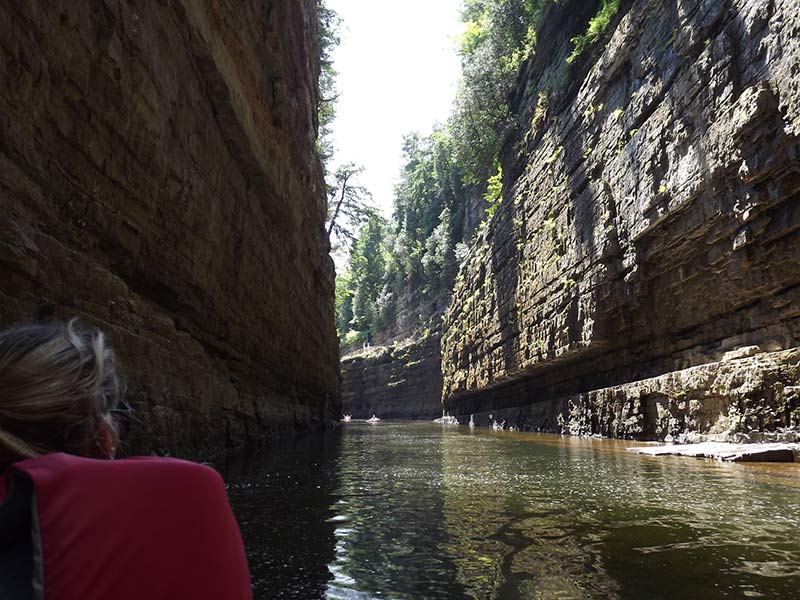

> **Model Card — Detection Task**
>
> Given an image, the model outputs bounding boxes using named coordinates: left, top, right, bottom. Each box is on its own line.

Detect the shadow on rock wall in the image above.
left=442, top=0, right=800, bottom=437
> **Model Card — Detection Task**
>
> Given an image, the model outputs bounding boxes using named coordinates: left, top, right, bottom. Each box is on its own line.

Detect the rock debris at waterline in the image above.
left=630, top=442, right=799, bottom=462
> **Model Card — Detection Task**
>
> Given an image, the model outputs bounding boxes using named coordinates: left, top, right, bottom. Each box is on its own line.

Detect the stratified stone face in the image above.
left=0, top=1, right=340, bottom=457
left=341, top=334, right=443, bottom=420
left=442, top=0, right=800, bottom=437
left=463, top=349, right=800, bottom=440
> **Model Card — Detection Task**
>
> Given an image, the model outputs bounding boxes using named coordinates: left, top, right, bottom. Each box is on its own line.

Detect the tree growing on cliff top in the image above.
left=451, top=0, right=548, bottom=184
left=316, top=0, right=340, bottom=165
left=326, top=163, right=376, bottom=252
left=335, top=268, right=355, bottom=335
left=391, top=131, right=464, bottom=295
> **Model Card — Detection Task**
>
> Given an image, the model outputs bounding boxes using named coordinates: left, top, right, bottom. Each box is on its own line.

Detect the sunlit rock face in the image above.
left=341, top=333, right=443, bottom=420
left=0, top=1, right=340, bottom=457
left=442, top=0, right=800, bottom=438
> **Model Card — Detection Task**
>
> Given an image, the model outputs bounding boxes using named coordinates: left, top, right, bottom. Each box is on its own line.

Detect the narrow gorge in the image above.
left=0, top=1, right=340, bottom=458
left=1, top=1, right=798, bottom=597
left=342, top=0, right=800, bottom=442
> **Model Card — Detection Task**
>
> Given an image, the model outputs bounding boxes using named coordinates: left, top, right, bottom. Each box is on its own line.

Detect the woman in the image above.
left=0, top=320, right=252, bottom=600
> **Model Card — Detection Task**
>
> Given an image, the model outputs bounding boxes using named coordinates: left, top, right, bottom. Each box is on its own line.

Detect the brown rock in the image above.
left=341, top=333, right=443, bottom=420
left=442, top=0, right=800, bottom=439
left=0, top=1, right=340, bottom=458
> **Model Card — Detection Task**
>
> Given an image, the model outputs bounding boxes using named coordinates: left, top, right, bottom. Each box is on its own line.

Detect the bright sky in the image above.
left=327, top=0, right=464, bottom=218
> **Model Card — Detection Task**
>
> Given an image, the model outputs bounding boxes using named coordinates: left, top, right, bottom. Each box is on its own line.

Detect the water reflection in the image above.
left=326, top=423, right=465, bottom=599
left=222, top=432, right=340, bottom=599
left=226, top=423, right=800, bottom=599
left=439, top=430, right=621, bottom=598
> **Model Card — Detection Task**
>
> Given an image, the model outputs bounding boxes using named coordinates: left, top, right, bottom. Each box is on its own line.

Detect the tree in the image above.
left=451, top=0, right=549, bottom=184
left=326, top=163, right=375, bottom=249
left=348, top=213, right=388, bottom=333
left=335, top=268, right=354, bottom=336
left=316, top=1, right=340, bottom=165
left=333, top=0, right=552, bottom=344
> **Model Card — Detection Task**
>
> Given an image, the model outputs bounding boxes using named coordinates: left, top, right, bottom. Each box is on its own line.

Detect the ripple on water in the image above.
left=226, top=422, right=800, bottom=600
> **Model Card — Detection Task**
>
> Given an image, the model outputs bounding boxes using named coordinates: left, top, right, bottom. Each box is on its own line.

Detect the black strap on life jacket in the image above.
left=0, top=471, right=43, bottom=600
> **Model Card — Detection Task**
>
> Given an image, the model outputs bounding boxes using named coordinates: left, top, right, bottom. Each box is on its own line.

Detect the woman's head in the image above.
left=0, top=319, right=122, bottom=468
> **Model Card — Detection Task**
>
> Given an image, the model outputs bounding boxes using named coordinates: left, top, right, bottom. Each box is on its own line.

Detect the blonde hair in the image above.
left=0, top=319, right=122, bottom=469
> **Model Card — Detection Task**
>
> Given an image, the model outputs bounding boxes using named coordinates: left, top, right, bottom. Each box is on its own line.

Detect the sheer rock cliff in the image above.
left=0, top=1, right=340, bottom=457
left=341, top=333, right=443, bottom=420
left=442, top=0, right=800, bottom=438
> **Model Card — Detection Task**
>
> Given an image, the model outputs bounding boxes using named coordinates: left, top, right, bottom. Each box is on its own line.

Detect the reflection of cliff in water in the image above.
left=325, top=424, right=466, bottom=598
left=443, top=430, right=800, bottom=599
left=222, top=423, right=800, bottom=599
left=221, top=433, right=341, bottom=599
left=440, top=430, right=620, bottom=598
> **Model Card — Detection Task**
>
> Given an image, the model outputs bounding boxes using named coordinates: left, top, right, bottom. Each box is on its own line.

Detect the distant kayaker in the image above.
left=0, top=320, right=252, bottom=599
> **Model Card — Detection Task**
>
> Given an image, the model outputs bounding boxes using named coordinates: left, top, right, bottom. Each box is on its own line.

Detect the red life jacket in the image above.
left=0, top=453, right=252, bottom=600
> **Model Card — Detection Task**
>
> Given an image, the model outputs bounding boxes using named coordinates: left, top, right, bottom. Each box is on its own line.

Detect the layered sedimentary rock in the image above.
left=0, top=1, right=340, bottom=457
left=442, top=0, right=800, bottom=438
left=463, top=348, right=800, bottom=437
left=341, top=333, right=442, bottom=419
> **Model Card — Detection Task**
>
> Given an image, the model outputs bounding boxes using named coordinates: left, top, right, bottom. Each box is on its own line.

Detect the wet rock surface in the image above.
left=459, top=348, right=799, bottom=440
left=341, top=333, right=443, bottom=420
left=0, top=1, right=340, bottom=458
left=442, top=0, right=800, bottom=439
left=631, top=441, right=798, bottom=462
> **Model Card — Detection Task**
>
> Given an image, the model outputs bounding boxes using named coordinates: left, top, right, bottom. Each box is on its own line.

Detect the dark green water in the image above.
left=224, top=422, right=800, bottom=599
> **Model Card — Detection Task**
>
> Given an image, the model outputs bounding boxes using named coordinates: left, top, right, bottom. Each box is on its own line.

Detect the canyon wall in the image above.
left=0, top=0, right=340, bottom=457
left=338, top=191, right=485, bottom=420
left=442, top=0, right=800, bottom=438
left=341, top=333, right=443, bottom=420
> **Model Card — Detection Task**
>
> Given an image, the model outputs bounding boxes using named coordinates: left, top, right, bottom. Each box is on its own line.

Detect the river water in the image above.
left=224, top=422, right=800, bottom=599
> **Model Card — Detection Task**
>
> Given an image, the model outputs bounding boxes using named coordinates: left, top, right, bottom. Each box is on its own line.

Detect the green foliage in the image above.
left=584, top=101, right=604, bottom=120
left=545, top=145, right=564, bottom=165
left=335, top=269, right=354, bottom=336
left=334, top=0, right=554, bottom=344
left=451, top=0, right=549, bottom=185
left=483, top=160, right=503, bottom=221
left=349, top=214, right=388, bottom=330
left=334, top=126, right=471, bottom=344
left=342, top=329, right=366, bottom=347
left=483, top=160, right=503, bottom=204
left=334, top=214, right=393, bottom=342
left=666, top=28, right=679, bottom=49
left=454, top=242, right=470, bottom=266
left=566, top=0, right=621, bottom=64
left=316, top=1, right=340, bottom=165
left=459, top=17, right=488, bottom=56
left=531, top=91, right=549, bottom=131
left=391, top=129, right=465, bottom=297
left=422, top=207, right=454, bottom=282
